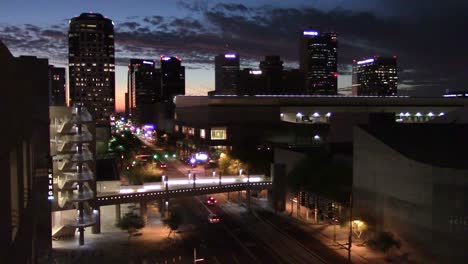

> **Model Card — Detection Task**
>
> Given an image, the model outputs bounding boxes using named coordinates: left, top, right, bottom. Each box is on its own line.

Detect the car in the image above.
left=159, top=163, right=167, bottom=168
left=207, top=196, right=217, bottom=205
left=208, top=213, right=220, bottom=224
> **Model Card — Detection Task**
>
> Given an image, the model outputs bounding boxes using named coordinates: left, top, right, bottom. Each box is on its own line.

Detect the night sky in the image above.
left=1, top=0, right=467, bottom=111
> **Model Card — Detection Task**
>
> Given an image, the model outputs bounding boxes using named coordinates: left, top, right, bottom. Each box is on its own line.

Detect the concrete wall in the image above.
left=353, top=126, right=468, bottom=263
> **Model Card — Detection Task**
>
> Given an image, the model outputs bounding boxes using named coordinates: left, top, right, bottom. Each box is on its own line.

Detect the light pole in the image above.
left=193, top=173, right=196, bottom=189
left=348, top=191, right=353, bottom=264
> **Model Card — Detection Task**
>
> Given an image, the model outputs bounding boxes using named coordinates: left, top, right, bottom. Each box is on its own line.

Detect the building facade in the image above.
left=160, top=56, right=185, bottom=102
left=49, top=66, right=66, bottom=106
left=352, top=57, right=397, bottom=96
left=68, top=12, right=115, bottom=123
left=127, top=59, right=161, bottom=124
left=215, top=53, right=240, bottom=94
left=0, top=41, right=52, bottom=263
left=300, top=30, right=338, bottom=95
left=353, top=124, right=468, bottom=263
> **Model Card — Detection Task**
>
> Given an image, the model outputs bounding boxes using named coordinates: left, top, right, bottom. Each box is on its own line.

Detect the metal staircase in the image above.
left=53, top=104, right=95, bottom=245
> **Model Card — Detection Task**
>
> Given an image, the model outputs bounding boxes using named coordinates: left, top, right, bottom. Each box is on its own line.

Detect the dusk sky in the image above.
left=1, top=0, right=467, bottom=111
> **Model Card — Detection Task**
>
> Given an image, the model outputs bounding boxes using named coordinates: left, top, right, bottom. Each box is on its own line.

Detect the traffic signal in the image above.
left=172, top=154, right=177, bottom=158
left=153, top=154, right=158, bottom=159
left=164, top=153, right=169, bottom=158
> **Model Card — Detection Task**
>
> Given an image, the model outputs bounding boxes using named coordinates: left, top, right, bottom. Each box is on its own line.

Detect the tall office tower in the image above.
left=215, top=53, right=240, bottom=94
left=49, top=66, right=66, bottom=106
left=300, top=30, right=338, bottom=95
left=352, top=57, right=397, bottom=96
left=127, top=59, right=161, bottom=123
left=238, top=68, right=265, bottom=95
left=160, top=56, right=185, bottom=102
left=0, top=41, right=51, bottom=263
left=259, top=55, right=283, bottom=93
left=68, top=12, right=115, bottom=123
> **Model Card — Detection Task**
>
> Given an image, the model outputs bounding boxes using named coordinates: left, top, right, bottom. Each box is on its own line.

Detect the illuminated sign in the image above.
left=48, top=170, right=54, bottom=200
left=161, top=56, right=171, bottom=61
left=143, top=60, right=154, bottom=65
left=357, top=58, right=375, bottom=65
left=303, top=30, right=318, bottom=36
left=249, top=70, right=262, bottom=75
left=143, top=124, right=154, bottom=130
left=211, top=127, right=227, bottom=140
left=195, top=153, right=208, bottom=161
left=224, top=54, right=236, bottom=59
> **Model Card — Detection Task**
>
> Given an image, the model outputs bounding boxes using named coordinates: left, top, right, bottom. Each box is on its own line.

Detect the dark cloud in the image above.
left=1, top=1, right=467, bottom=95
left=119, top=21, right=140, bottom=30
left=175, top=0, right=209, bottom=12
left=214, top=3, right=249, bottom=12
left=142, top=16, right=164, bottom=26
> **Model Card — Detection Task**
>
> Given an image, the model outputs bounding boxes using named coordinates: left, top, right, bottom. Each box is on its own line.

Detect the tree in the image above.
left=368, top=231, right=402, bottom=253
left=163, top=209, right=183, bottom=238
left=288, top=150, right=352, bottom=202
left=116, top=212, right=145, bottom=238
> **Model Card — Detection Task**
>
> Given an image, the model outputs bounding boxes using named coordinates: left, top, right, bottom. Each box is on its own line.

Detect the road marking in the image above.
left=194, top=196, right=258, bottom=262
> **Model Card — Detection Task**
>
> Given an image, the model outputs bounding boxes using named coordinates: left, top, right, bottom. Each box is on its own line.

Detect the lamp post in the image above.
left=193, top=173, right=196, bottom=189
left=348, top=191, right=353, bottom=264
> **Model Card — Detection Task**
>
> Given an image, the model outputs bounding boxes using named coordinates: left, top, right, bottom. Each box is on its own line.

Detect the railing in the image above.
left=95, top=181, right=273, bottom=206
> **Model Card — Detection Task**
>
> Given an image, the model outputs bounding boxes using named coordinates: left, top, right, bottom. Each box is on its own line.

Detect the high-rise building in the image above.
left=49, top=66, right=66, bottom=106
left=0, top=40, right=51, bottom=263
left=160, top=56, right=185, bottom=102
left=260, top=55, right=284, bottom=94
left=127, top=59, right=161, bottom=123
left=352, top=57, right=397, bottom=96
left=68, top=12, right=115, bottom=123
left=238, top=68, right=265, bottom=95
left=300, top=30, right=338, bottom=95
left=215, top=53, right=240, bottom=94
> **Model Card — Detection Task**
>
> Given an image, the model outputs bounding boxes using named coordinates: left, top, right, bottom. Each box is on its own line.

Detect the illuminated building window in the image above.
left=200, top=129, right=206, bottom=139
left=211, top=127, right=227, bottom=140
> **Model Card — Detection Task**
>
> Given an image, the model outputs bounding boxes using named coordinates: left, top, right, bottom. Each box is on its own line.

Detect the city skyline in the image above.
left=1, top=0, right=467, bottom=111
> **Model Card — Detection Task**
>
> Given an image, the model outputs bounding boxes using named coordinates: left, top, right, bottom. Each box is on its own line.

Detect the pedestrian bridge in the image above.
left=94, top=175, right=272, bottom=206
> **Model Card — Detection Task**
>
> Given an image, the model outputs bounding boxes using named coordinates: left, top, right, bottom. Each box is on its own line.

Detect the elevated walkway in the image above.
left=94, top=175, right=273, bottom=206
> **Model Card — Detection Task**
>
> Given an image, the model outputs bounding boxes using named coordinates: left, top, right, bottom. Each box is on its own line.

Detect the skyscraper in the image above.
left=127, top=59, right=161, bottom=124
left=259, top=55, right=283, bottom=94
left=160, top=56, right=185, bottom=102
left=49, top=66, right=66, bottom=106
left=352, top=57, right=397, bottom=96
left=300, top=30, right=338, bottom=95
left=215, top=53, right=240, bottom=94
left=68, top=12, right=115, bottom=123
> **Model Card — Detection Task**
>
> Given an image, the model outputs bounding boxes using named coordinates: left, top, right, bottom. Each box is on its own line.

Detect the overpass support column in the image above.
left=115, top=204, right=121, bottom=224
left=246, top=189, right=251, bottom=210
left=92, top=207, right=101, bottom=234
left=140, top=200, right=148, bottom=224
left=238, top=191, right=242, bottom=204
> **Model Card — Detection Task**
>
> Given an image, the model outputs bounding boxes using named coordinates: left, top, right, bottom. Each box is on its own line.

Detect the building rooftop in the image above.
left=175, top=95, right=468, bottom=108
left=361, top=123, right=468, bottom=169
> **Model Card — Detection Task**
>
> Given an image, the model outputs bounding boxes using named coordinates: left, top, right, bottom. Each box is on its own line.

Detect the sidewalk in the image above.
left=253, top=197, right=395, bottom=264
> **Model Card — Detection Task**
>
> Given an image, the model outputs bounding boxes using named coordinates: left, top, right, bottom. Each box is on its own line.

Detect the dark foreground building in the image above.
left=354, top=124, right=468, bottom=263
left=0, top=41, right=51, bottom=263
